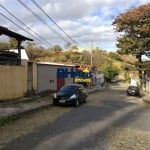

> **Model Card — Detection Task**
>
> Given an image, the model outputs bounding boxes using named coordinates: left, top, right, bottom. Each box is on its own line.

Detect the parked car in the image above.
left=111, top=79, right=117, bottom=83
left=127, top=86, right=140, bottom=96
left=53, top=84, right=87, bottom=107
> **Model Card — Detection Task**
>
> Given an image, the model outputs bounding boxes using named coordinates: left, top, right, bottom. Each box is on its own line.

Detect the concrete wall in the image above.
left=32, top=62, right=37, bottom=91
left=145, top=81, right=150, bottom=93
left=144, top=71, right=150, bottom=93
left=37, top=64, right=57, bottom=93
left=37, top=64, right=75, bottom=93
left=0, top=65, right=27, bottom=100
left=27, top=62, right=37, bottom=92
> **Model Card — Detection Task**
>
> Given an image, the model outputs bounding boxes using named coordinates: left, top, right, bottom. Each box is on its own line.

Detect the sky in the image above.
left=0, top=0, right=149, bottom=51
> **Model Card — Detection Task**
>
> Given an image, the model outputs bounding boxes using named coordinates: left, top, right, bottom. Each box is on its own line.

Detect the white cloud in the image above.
left=0, top=0, right=149, bottom=51
left=0, top=0, right=6, bottom=3
left=139, top=0, right=150, bottom=4
left=43, top=0, right=118, bottom=20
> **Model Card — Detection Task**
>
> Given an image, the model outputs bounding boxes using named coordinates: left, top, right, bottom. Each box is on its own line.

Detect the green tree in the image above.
left=112, top=3, right=150, bottom=87
left=108, top=52, right=122, bottom=61
left=25, top=42, right=44, bottom=61
left=70, top=45, right=78, bottom=51
left=92, top=49, right=108, bottom=67
left=0, top=42, right=9, bottom=50
left=81, top=51, right=91, bottom=65
left=64, top=42, right=72, bottom=49
left=8, top=38, right=18, bottom=49
left=52, top=45, right=62, bottom=53
left=100, top=60, right=120, bottom=81
left=70, top=53, right=80, bottom=63
left=60, top=55, right=67, bottom=62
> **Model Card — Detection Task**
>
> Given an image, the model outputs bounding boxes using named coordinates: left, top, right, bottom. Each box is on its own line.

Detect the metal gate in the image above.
left=57, top=78, right=65, bottom=90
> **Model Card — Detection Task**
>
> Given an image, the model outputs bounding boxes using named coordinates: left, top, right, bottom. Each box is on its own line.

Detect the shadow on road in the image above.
left=3, top=83, right=149, bottom=150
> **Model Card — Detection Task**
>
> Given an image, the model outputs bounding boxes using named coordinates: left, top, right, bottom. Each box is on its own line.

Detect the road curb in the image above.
left=0, top=102, right=53, bottom=126
left=140, top=93, right=150, bottom=104
left=0, top=88, right=104, bottom=125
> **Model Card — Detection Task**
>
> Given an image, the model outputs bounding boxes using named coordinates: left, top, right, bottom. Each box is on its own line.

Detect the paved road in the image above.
left=1, top=83, right=150, bottom=150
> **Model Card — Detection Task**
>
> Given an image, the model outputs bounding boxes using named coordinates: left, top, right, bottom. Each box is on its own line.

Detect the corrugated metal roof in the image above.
left=0, top=26, right=33, bottom=41
left=37, top=62, right=75, bottom=67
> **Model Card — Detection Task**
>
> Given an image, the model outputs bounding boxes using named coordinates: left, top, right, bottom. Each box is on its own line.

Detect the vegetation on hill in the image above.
left=24, top=42, right=136, bottom=81
left=0, top=39, right=137, bottom=81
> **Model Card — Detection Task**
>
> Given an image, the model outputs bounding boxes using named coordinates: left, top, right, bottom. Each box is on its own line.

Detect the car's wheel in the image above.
left=53, top=100, right=58, bottom=106
left=84, top=95, right=87, bottom=103
left=75, top=99, right=79, bottom=107
left=83, top=98, right=87, bottom=103
left=137, top=93, right=141, bottom=97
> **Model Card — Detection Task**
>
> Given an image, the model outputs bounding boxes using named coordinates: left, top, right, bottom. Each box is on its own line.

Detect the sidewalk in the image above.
left=0, top=86, right=104, bottom=121
left=142, top=92, right=150, bottom=104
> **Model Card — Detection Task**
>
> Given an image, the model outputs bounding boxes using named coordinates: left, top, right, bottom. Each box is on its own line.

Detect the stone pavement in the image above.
left=0, top=86, right=104, bottom=120
left=142, top=93, right=150, bottom=104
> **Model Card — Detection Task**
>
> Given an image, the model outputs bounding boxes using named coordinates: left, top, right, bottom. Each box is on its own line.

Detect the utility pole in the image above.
left=91, top=40, right=93, bottom=67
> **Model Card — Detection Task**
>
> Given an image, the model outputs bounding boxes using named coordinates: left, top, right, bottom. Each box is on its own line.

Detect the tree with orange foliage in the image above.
left=113, top=3, right=150, bottom=87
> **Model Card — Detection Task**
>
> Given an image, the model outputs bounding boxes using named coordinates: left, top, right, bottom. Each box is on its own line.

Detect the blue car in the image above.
left=53, top=84, right=87, bottom=107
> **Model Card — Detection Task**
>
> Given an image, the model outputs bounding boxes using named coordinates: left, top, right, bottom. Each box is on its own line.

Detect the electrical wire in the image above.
left=0, top=4, right=53, bottom=47
left=17, top=0, right=70, bottom=44
left=0, top=13, right=52, bottom=47
left=30, top=0, right=78, bottom=44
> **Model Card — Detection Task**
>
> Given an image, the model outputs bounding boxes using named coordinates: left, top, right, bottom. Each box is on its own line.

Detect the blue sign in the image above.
left=57, top=68, right=92, bottom=78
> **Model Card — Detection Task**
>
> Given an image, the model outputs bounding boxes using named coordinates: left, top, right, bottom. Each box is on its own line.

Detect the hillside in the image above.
left=25, top=44, right=136, bottom=81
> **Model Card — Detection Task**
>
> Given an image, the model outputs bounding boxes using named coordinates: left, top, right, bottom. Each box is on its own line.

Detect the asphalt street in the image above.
left=1, top=82, right=150, bottom=150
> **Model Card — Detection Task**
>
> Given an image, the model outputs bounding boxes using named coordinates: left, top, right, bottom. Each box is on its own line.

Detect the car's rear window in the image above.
left=129, top=86, right=138, bottom=90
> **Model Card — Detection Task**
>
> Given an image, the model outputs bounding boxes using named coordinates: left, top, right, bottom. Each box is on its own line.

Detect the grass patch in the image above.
left=22, top=98, right=37, bottom=103
left=0, top=104, right=52, bottom=126
left=0, top=114, right=21, bottom=126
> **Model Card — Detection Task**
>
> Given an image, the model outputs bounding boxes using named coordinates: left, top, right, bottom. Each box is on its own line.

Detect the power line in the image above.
left=0, top=13, right=34, bottom=38
left=0, top=4, right=53, bottom=47
left=17, top=0, right=70, bottom=44
left=0, top=13, right=51, bottom=47
left=30, top=0, right=78, bottom=45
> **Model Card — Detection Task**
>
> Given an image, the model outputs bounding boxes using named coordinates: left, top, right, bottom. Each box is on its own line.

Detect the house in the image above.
left=144, top=71, right=150, bottom=93
left=36, top=62, right=75, bottom=92
left=25, top=61, right=76, bottom=95
left=0, top=26, right=33, bottom=101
